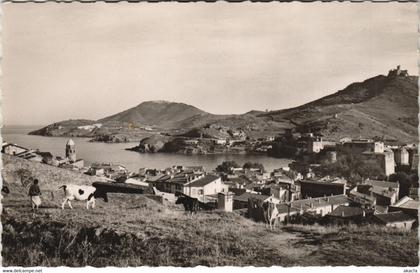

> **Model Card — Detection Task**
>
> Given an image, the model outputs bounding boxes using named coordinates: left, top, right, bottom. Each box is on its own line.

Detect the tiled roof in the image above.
left=329, top=205, right=364, bottom=218
left=374, top=211, right=416, bottom=224
left=229, top=176, right=252, bottom=185
left=2, top=143, right=28, bottom=151
left=186, top=174, right=220, bottom=187
left=392, top=197, right=419, bottom=210
left=300, top=179, right=346, bottom=185
left=364, top=180, right=399, bottom=189
left=370, top=187, right=397, bottom=198
left=290, top=195, right=350, bottom=210
left=234, top=192, right=270, bottom=203
left=146, top=174, right=169, bottom=182
left=349, top=190, right=376, bottom=203
left=398, top=200, right=419, bottom=210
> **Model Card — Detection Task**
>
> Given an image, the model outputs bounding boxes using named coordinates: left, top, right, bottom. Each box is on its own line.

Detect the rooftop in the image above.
left=391, top=196, right=419, bottom=210
left=363, top=179, right=399, bottom=189
left=229, top=176, right=252, bottom=185
left=186, top=174, right=220, bottom=187
left=300, top=179, right=346, bottom=186
left=370, top=187, right=397, bottom=198
left=2, top=143, right=29, bottom=151
left=234, top=192, right=271, bottom=203
left=329, top=205, right=365, bottom=218
left=374, top=211, right=416, bottom=224
left=290, top=195, right=350, bottom=210
left=66, top=139, right=75, bottom=146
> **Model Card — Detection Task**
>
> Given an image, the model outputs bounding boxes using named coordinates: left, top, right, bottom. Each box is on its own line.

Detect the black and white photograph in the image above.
left=1, top=1, right=419, bottom=269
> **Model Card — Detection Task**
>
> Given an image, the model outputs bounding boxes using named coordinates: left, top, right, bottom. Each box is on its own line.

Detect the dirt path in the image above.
left=258, top=228, right=319, bottom=266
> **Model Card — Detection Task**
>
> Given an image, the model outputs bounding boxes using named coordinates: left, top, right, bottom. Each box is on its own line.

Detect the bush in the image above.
left=161, top=138, right=186, bottom=153
left=216, top=161, right=239, bottom=174
left=315, top=151, right=385, bottom=182
left=243, top=162, right=265, bottom=172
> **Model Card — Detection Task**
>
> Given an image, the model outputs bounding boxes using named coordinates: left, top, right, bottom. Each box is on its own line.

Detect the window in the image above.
left=198, top=189, right=204, bottom=195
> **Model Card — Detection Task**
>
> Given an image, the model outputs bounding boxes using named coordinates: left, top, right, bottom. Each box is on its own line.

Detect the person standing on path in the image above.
left=28, top=179, right=42, bottom=211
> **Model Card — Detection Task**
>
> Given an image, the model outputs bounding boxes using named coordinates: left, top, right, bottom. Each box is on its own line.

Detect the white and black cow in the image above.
left=59, top=184, right=108, bottom=210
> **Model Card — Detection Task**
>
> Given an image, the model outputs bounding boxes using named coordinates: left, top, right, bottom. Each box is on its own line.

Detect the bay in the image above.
left=1, top=126, right=291, bottom=173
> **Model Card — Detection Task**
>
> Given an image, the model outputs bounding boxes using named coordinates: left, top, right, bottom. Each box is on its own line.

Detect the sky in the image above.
left=2, top=2, right=418, bottom=126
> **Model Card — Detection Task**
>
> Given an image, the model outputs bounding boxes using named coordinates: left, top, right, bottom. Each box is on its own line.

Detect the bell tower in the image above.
left=65, top=139, right=76, bottom=163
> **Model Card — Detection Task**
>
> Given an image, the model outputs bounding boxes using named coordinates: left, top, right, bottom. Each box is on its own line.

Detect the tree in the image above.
left=389, top=172, right=413, bottom=198
left=243, top=162, right=265, bottom=172
left=315, top=151, right=385, bottom=183
left=268, top=140, right=298, bottom=158
left=161, top=138, right=186, bottom=153
left=216, top=161, right=239, bottom=174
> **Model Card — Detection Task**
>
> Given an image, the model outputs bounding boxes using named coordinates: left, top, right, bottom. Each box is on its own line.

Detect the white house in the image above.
left=183, top=174, right=228, bottom=199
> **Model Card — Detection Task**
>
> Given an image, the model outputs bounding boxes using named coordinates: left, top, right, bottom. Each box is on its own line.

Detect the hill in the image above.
left=99, top=100, right=216, bottom=129
left=261, top=72, right=418, bottom=143
left=2, top=154, right=418, bottom=267
left=28, top=68, right=418, bottom=143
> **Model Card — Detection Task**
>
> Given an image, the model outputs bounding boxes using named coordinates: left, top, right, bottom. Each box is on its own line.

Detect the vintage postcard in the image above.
left=1, top=1, right=418, bottom=270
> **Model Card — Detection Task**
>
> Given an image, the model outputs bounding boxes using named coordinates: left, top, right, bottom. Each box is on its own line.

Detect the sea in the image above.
left=1, top=126, right=292, bottom=173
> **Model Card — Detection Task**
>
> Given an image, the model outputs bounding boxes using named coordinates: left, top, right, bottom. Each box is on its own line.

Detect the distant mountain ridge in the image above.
left=29, top=68, right=419, bottom=143
left=98, top=101, right=215, bottom=129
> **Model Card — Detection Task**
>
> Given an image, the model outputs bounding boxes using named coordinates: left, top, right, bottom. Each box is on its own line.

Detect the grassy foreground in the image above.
left=2, top=155, right=419, bottom=267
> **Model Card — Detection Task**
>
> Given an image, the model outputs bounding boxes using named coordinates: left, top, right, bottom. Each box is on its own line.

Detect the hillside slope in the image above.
left=2, top=154, right=418, bottom=267
left=261, top=74, right=418, bottom=143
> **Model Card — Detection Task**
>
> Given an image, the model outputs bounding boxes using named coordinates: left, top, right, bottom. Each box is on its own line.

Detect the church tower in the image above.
left=65, top=139, right=76, bottom=163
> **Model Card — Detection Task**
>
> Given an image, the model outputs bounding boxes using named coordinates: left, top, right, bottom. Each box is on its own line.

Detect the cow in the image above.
left=262, top=201, right=279, bottom=230
left=175, top=192, right=200, bottom=214
left=59, top=184, right=108, bottom=210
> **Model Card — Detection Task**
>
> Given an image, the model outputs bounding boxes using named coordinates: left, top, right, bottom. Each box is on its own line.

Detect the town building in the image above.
left=86, top=163, right=127, bottom=178
left=306, top=136, right=324, bottom=153
left=289, top=195, right=351, bottom=217
left=363, top=179, right=399, bottom=206
left=348, top=188, right=377, bottom=209
left=183, top=174, right=229, bottom=199
left=387, top=65, right=409, bottom=78
left=406, top=146, right=419, bottom=171
left=263, top=183, right=299, bottom=203
left=218, top=192, right=235, bottom=212
left=233, top=192, right=280, bottom=210
left=299, top=178, right=346, bottom=198
left=350, top=180, right=399, bottom=209
left=183, top=166, right=205, bottom=174
left=247, top=194, right=350, bottom=224
left=2, top=143, right=28, bottom=155
left=393, top=147, right=409, bottom=166
left=17, top=150, right=43, bottom=162
left=373, top=211, right=416, bottom=230
left=263, top=195, right=352, bottom=224
left=388, top=196, right=419, bottom=218
left=339, top=139, right=384, bottom=154
left=147, top=172, right=198, bottom=193
left=184, top=139, right=199, bottom=145
left=326, top=205, right=368, bottom=225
